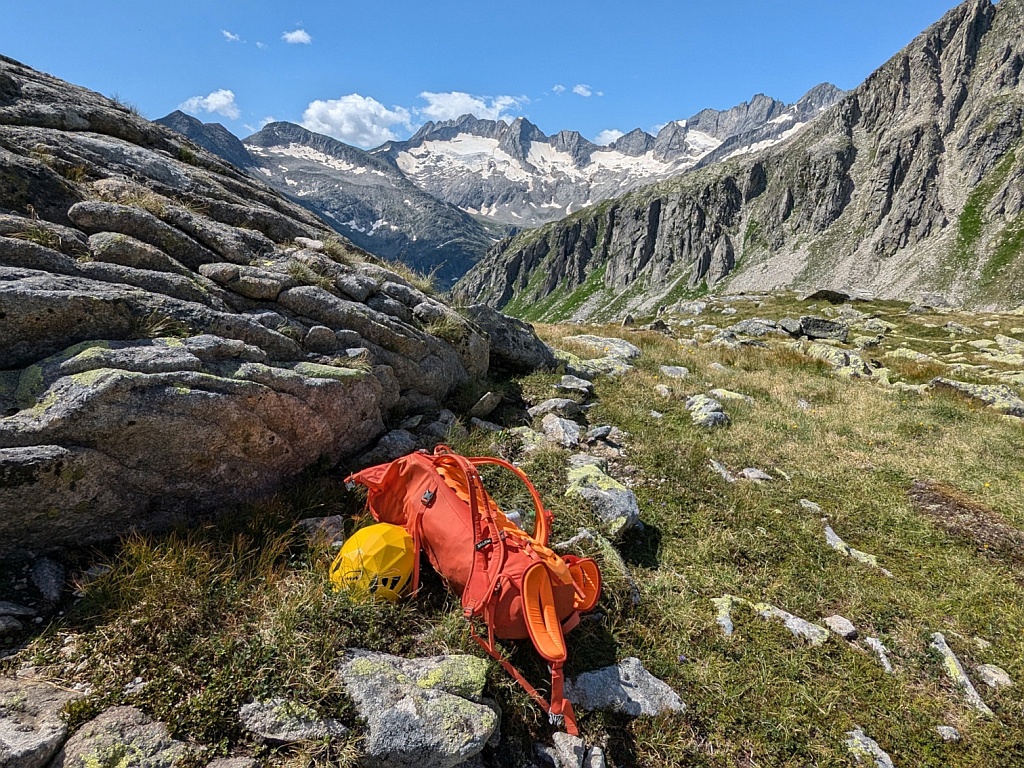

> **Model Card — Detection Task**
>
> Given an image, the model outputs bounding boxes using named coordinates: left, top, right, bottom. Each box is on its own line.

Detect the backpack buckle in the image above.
left=421, top=489, right=436, bottom=506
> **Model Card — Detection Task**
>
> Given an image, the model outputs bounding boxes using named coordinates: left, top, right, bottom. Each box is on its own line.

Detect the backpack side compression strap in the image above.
left=468, top=621, right=580, bottom=737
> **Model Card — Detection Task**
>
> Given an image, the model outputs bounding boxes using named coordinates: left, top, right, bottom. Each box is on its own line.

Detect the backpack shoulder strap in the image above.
left=432, top=446, right=508, bottom=617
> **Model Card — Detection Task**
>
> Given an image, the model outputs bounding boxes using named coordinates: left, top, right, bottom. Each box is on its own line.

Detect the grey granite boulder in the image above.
left=528, top=398, right=582, bottom=420
left=976, top=663, right=1013, bottom=689
left=68, top=201, right=218, bottom=271
left=462, top=304, right=557, bottom=373
left=238, top=698, right=347, bottom=744
left=844, top=728, right=894, bottom=768
left=49, top=706, right=191, bottom=767
left=658, top=365, right=689, bottom=379
left=799, top=316, right=849, bottom=342
left=541, top=414, right=581, bottom=448
left=336, top=650, right=496, bottom=768
left=564, top=658, right=685, bottom=717
left=565, top=462, right=641, bottom=539
left=686, top=395, right=730, bottom=428
left=556, top=375, right=595, bottom=395
left=88, top=232, right=192, bottom=276
left=0, top=341, right=385, bottom=557
left=0, top=678, right=82, bottom=768
left=0, top=55, right=493, bottom=557
left=563, top=335, right=641, bottom=360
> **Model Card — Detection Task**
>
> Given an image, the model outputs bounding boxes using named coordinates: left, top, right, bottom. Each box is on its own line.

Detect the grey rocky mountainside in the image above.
left=155, top=114, right=492, bottom=287
left=372, top=85, right=844, bottom=228
left=155, top=110, right=255, bottom=171
left=0, top=53, right=494, bottom=556
left=453, top=0, right=1024, bottom=321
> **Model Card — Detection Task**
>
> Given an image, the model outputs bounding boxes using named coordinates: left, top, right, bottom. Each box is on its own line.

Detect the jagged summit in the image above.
left=610, top=128, right=656, bottom=155
left=375, top=84, right=842, bottom=227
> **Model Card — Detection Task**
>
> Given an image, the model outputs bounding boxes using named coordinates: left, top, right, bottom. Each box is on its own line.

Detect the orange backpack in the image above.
left=347, top=445, right=601, bottom=735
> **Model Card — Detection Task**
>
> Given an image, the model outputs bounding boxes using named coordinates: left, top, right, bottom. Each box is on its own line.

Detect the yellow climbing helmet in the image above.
left=329, top=523, right=416, bottom=602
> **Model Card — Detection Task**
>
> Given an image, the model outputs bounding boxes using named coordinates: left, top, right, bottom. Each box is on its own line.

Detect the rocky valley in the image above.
left=1, top=1, right=1023, bottom=767
left=454, top=0, right=1024, bottom=320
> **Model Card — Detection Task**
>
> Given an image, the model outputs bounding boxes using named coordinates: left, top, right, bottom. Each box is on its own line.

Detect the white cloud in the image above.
left=301, top=94, right=412, bottom=148
left=179, top=89, right=241, bottom=120
left=255, top=41, right=267, bottom=50
left=552, top=84, right=566, bottom=94
left=417, top=91, right=525, bottom=122
left=244, top=116, right=277, bottom=133
left=572, top=84, right=592, bottom=97
left=595, top=129, right=624, bottom=146
left=282, top=28, right=312, bottom=44
left=221, top=29, right=241, bottom=43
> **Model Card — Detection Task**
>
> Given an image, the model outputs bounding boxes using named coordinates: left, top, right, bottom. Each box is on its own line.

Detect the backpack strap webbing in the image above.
left=468, top=621, right=580, bottom=737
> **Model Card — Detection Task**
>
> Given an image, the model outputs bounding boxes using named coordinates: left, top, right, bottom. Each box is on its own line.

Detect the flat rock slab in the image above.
left=658, top=365, right=689, bottom=379
left=0, top=601, right=36, bottom=617
left=565, top=657, right=685, bottom=717
left=556, top=375, right=594, bottom=395
left=930, top=632, right=994, bottom=716
left=336, top=650, right=496, bottom=768
left=565, top=463, right=641, bottom=539
left=727, top=318, right=778, bottom=337
left=467, top=391, right=502, bottom=419
left=708, top=388, right=753, bottom=404
left=50, top=705, right=191, bottom=767
left=0, top=678, right=83, bottom=768
left=238, top=698, right=347, bottom=744
left=931, top=378, right=1024, bottom=417
left=563, top=335, right=641, bottom=361
left=738, top=468, right=772, bottom=482
left=800, top=289, right=851, bottom=304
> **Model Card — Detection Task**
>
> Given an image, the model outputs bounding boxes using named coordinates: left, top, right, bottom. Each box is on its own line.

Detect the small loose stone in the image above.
left=975, top=663, right=1013, bottom=689
left=824, top=615, right=858, bottom=640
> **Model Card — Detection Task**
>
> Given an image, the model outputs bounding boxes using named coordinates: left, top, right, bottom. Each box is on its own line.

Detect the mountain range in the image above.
left=156, top=84, right=843, bottom=284
left=453, top=0, right=1024, bottom=318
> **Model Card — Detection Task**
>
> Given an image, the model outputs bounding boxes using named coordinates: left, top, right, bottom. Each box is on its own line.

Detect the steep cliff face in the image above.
left=455, top=0, right=1024, bottom=319
left=0, top=55, right=488, bottom=556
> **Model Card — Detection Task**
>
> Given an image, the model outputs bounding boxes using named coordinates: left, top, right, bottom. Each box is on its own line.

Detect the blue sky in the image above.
left=1, top=1, right=966, bottom=148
